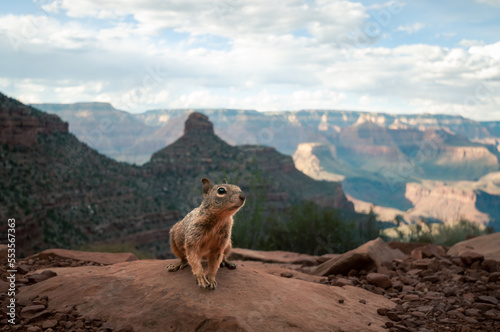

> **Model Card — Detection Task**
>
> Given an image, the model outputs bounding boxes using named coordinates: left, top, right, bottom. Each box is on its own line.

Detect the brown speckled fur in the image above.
left=166, top=178, right=245, bottom=290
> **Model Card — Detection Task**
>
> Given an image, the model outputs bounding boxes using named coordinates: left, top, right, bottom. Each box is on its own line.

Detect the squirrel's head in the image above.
left=201, top=177, right=246, bottom=216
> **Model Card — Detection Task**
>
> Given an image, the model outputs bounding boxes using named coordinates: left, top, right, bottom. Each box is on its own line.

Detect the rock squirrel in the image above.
left=166, top=177, right=246, bottom=290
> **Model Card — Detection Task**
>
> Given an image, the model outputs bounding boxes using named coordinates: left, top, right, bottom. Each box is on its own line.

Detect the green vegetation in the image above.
left=233, top=201, right=381, bottom=255
left=78, top=242, right=155, bottom=259
left=43, top=209, right=89, bottom=249
left=385, top=217, right=495, bottom=247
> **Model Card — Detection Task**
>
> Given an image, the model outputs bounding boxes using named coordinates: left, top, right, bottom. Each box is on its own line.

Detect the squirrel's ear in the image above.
left=222, top=178, right=228, bottom=184
left=201, top=178, right=213, bottom=197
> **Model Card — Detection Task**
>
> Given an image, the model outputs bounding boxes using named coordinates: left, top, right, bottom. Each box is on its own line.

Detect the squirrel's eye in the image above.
left=217, top=187, right=227, bottom=195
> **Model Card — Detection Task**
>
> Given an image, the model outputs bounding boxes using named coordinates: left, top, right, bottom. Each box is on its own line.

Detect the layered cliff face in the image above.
left=434, top=146, right=498, bottom=164
left=294, top=139, right=500, bottom=228
left=404, top=182, right=491, bottom=226
left=295, top=140, right=413, bottom=210
left=292, top=143, right=345, bottom=182
left=1, top=95, right=68, bottom=146
left=347, top=174, right=500, bottom=230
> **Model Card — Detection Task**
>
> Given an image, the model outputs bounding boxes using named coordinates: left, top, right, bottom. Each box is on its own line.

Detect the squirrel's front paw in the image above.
left=166, top=259, right=188, bottom=272
left=206, top=277, right=217, bottom=290
left=194, top=274, right=209, bottom=288
left=166, top=263, right=178, bottom=272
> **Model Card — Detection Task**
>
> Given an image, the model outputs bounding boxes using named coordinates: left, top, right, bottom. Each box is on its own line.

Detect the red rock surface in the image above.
left=366, top=273, right=392, bottom=289
left=314, top=237, right=405, bottom=276
left=410, top=244, right=447, bottom=260
left=36, top=249, right=138, bottom=265
left=15, top=259, right=394, bottom=332
left=448, top=232, right=500, bottom=261
left=228, top=247, right=330, bottom=266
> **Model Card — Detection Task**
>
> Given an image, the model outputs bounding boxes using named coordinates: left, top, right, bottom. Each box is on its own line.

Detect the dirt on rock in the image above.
left=324, top=242, right=500, bottom=331
left=0, top=252, right=123, bottom=331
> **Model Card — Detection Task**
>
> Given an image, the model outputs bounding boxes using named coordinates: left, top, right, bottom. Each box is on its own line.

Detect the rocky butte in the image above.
left=145, top=112, right=353, bottom=212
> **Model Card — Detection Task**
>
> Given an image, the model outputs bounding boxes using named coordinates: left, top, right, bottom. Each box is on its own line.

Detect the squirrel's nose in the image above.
left=239, top=194, right=246, bottom=202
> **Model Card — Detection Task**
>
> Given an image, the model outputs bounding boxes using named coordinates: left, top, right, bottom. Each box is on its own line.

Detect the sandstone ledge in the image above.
left=228, top=247, right=336, bottom=266
left=448, top=232, right=500, bottom=261
left=18, top=259, right=394, bottom=332
left=35, top=248, right=139, bottom=265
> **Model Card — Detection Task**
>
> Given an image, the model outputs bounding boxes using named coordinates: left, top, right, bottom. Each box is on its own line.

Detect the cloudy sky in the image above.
left=1, top=0, right=499, bottom=120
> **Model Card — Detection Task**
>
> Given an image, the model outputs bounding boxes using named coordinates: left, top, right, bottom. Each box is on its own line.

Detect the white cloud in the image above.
left=469, top=41, right=500, bottom=60
left=396, top=22, right=424, bottom=34
left=39, top=0, right=63, bottom=14
left=0, top=1, right=499, bottom=121
left=49, top=0, right=367, bottom=45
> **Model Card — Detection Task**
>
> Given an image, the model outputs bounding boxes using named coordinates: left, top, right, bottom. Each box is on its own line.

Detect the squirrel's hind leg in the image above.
left=220, top=242, right=237, bottom=269
left=166, top=258, right=189, bottom=272
left=220, top=257, right=237, bottom=269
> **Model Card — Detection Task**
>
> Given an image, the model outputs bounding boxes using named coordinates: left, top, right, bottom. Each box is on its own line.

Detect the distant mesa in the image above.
left=32, top=101, right=117, bottom=112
